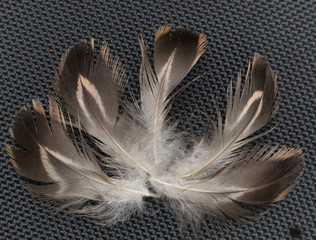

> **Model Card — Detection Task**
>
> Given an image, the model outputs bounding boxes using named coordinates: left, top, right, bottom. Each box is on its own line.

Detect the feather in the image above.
left=138, top=26, right=207, bottom=166
left=178, top=53, right=280, bottom=178
left=54, top=39, right=154, bottom=184
left=7, top=98, right=155, bottom=224
left=7, top=25, right=304, bottom=231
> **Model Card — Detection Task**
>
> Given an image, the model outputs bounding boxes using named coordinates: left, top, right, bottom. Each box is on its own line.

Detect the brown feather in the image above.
left=7, top=25, right=304, bottom=231
left=7, top=98, right=154, bottom=224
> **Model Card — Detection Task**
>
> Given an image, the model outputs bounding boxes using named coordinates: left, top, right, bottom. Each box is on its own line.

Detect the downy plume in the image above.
left=7, top=25, right=304, bottom=230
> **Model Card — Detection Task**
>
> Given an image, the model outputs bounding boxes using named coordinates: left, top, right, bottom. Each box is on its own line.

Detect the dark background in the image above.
left=1, top=1, right=315, bottom=239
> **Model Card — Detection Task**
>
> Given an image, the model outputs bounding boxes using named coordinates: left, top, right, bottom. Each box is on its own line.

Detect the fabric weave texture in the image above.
left=1, top=1, right=315, bottom=239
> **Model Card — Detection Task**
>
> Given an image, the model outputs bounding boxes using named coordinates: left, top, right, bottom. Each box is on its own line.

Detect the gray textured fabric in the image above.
left=1, top=1, right=315, bottom=239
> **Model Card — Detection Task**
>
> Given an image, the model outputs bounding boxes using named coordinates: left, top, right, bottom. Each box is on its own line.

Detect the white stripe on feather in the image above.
left=76, top=74, right=107, bottom=123
left=156, top=50, right=176, bottom=82
left=233, top=91, right=263, bottom=127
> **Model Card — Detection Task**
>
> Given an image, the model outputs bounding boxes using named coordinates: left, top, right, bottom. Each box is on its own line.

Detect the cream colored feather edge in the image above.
left=7, top=25, right=304, bottom=230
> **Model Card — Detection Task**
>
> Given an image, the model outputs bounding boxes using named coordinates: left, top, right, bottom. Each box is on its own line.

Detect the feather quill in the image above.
left=8, top=25, right=304, bottom=230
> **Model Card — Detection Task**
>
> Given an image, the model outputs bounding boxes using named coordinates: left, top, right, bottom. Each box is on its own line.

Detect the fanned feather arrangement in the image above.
left=7, top=25, right=304, bottom=230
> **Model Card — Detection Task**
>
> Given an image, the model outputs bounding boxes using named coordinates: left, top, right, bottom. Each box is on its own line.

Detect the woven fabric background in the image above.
left=1, top=1, right=315, bottom=239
